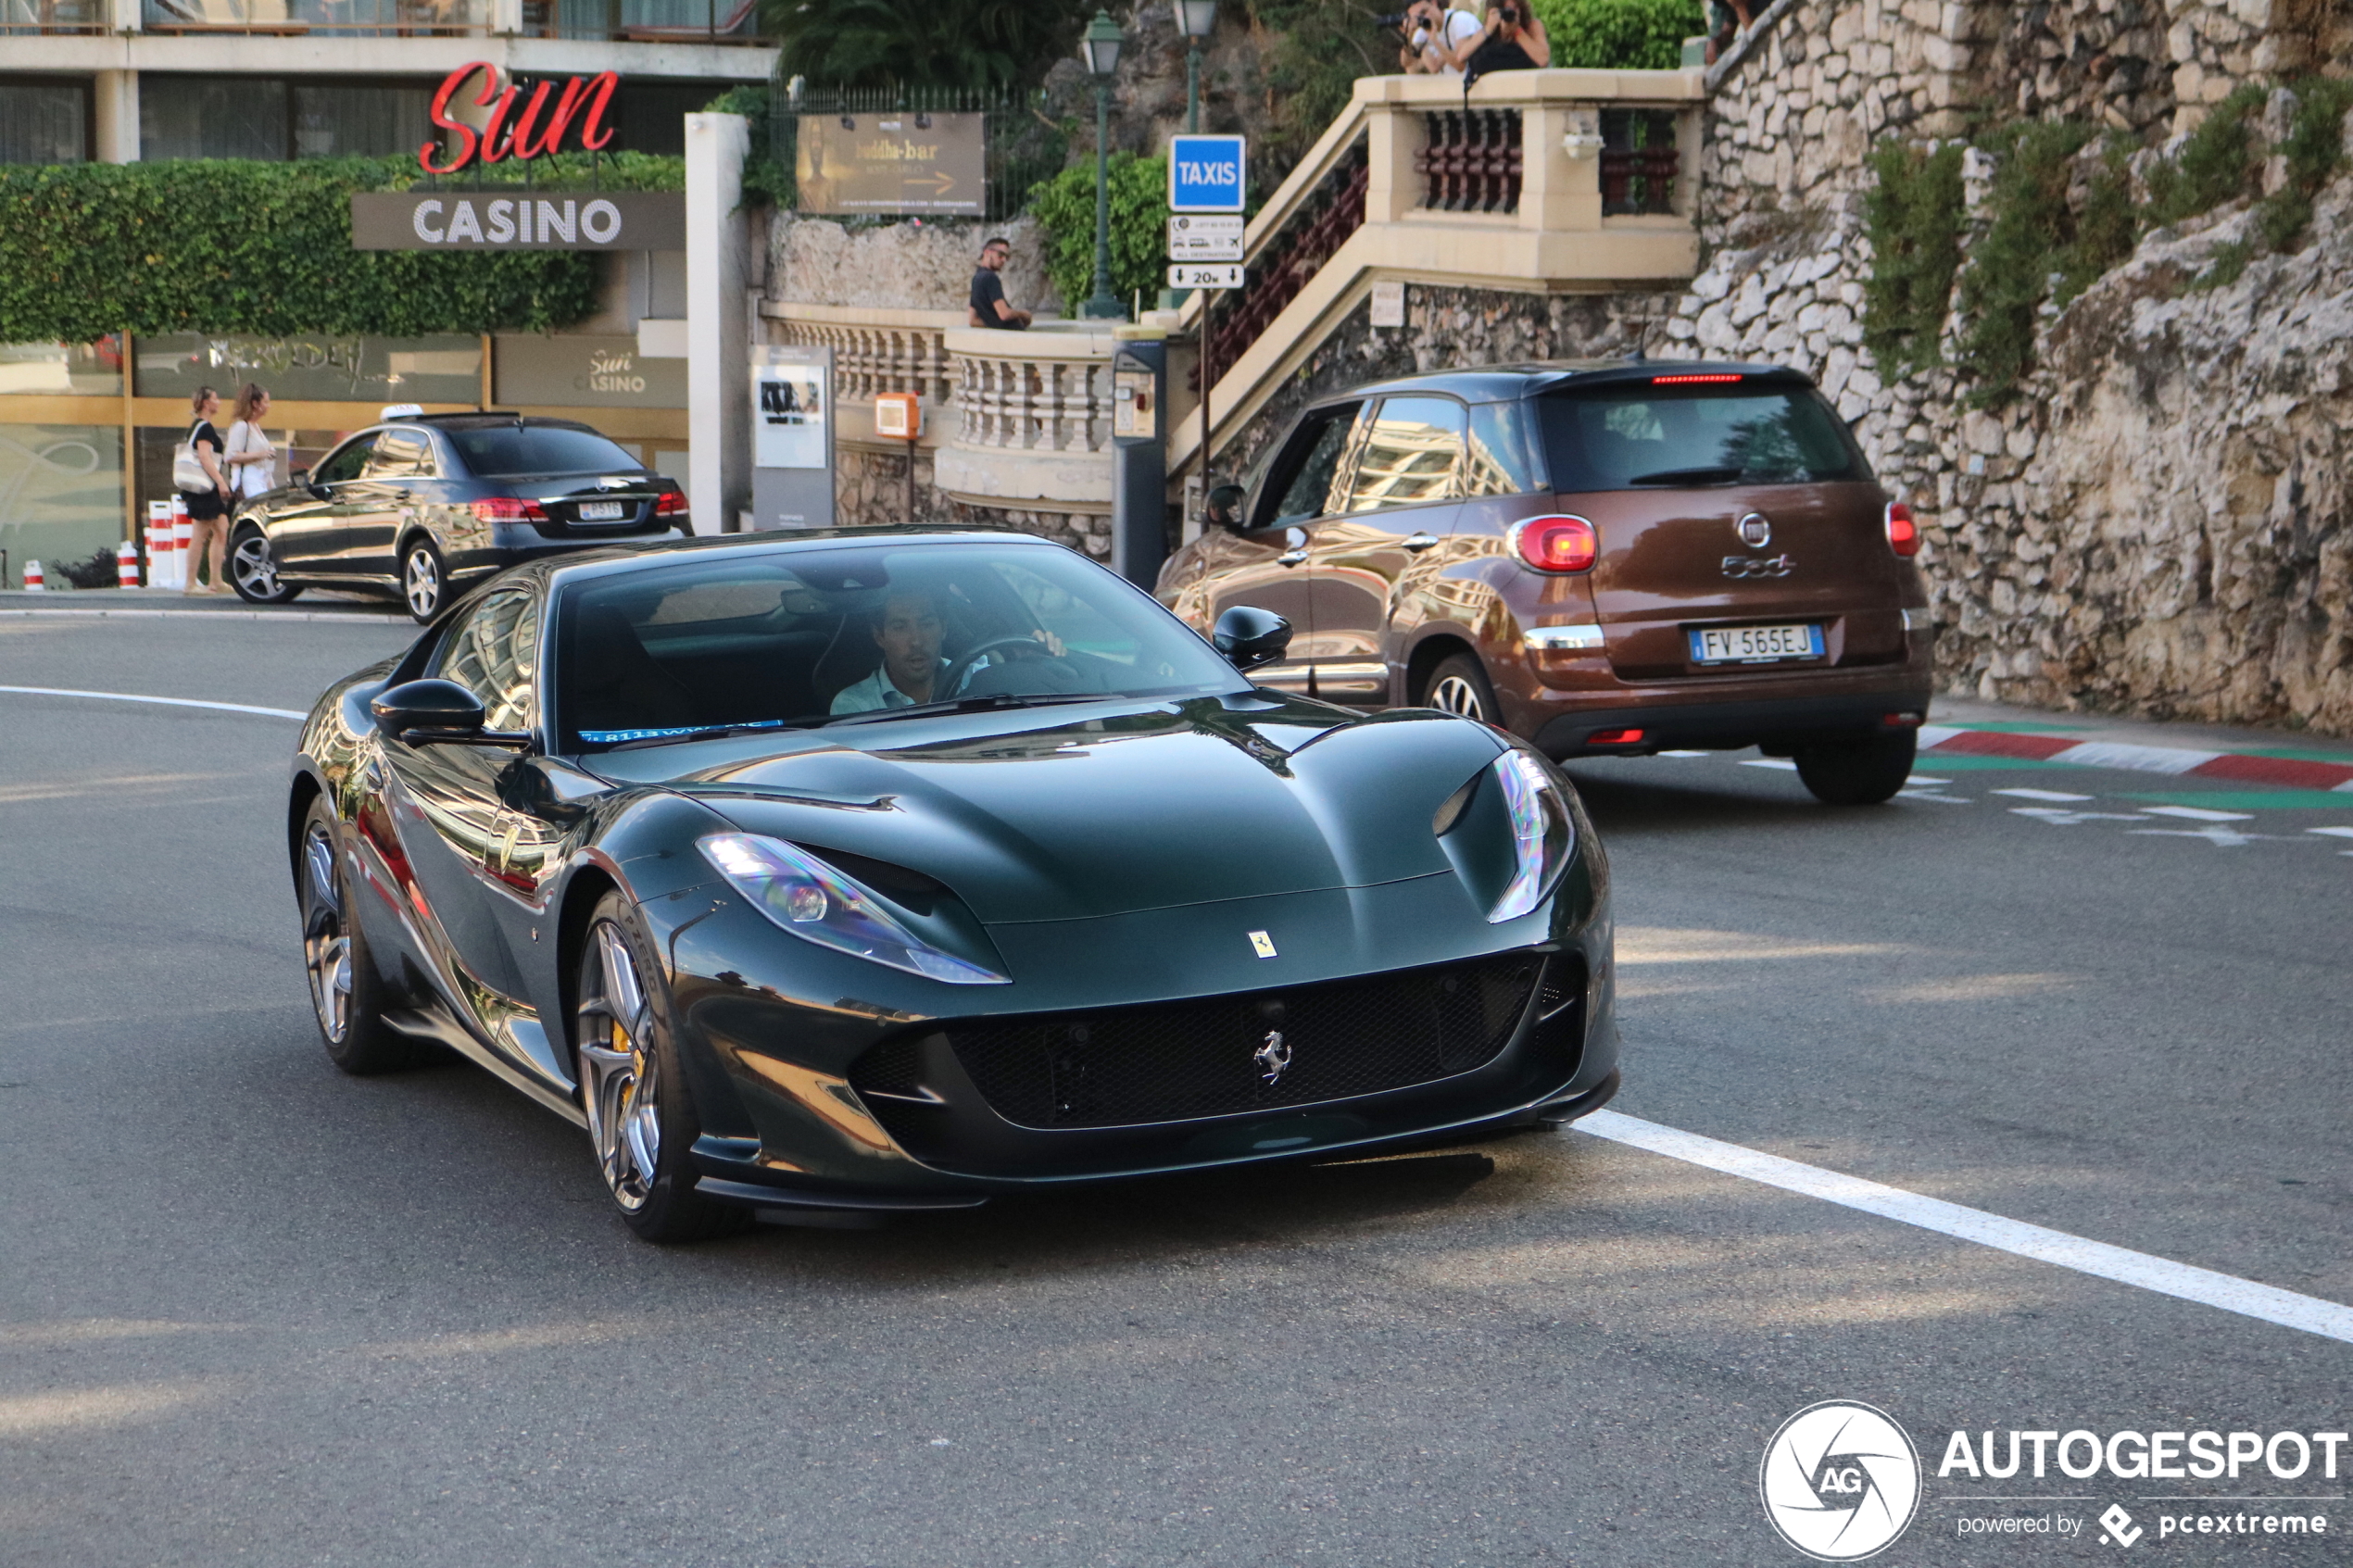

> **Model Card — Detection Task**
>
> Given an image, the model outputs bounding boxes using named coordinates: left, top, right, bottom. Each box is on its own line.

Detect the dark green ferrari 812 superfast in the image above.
left=288, top=528, right=1619, bottom=1241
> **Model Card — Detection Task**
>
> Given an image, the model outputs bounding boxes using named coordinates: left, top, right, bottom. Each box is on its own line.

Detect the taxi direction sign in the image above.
left=1168, top=134, right=1246, bottom=213
left=1168, top=214, right=1244, bottom=260
left=1168, top=262, right=1244, bottom=290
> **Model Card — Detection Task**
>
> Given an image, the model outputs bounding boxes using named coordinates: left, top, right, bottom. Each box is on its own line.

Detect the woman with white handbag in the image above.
left=172, top=385, right=232, bottom=595
left=224, top=383, right=278, bottom=507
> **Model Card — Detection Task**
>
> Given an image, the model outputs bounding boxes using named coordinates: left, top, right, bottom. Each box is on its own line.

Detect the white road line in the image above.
left=2309, top=826, right=2353, bottom=839
left=1577, top=1110, right=2353, bottom=1346
left=0, top=684, right=307, bottom=721
left=0, top=606, right=408, bottom=625
left=1740, top=759, right=1800, bottom=771
left=1993, top=787, right=2095, bottom=802
left=2142, top=804, right=2255, bottom=822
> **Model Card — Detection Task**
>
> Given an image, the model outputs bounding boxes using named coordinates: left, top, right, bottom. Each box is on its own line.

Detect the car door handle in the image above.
left=1401, top=532, right=1441, bottom=552
left=1276, top=548, right=1308, bottom=567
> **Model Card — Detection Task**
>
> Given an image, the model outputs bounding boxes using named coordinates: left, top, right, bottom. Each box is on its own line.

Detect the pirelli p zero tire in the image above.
left=297, top=796, right=425, bottom=1073
left=1420, top=652, right=1500, bottom=726
left=1793, top=729, right=1918, bottom=806
left=573, top=891, right=748, bottom=1244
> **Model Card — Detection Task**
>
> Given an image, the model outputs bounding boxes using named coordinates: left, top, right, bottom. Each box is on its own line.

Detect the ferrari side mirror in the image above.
left=371, top=679, right=528, bottom=746
left=1213, top=606, right=1291, bottom=672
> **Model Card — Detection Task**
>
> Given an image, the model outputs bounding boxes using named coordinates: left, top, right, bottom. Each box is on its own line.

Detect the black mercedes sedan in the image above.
left=288, top=528, right=1620, bottom=1241
left=231, top=412, right=687, bottom=621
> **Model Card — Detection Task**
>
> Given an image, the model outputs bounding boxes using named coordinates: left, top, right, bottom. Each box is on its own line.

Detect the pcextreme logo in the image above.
left=1760, top=1401, right=1924, bottom=1562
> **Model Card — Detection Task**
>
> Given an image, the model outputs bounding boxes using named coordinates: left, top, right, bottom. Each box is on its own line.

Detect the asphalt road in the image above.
left=3, top=610, right=2347, bottom=1568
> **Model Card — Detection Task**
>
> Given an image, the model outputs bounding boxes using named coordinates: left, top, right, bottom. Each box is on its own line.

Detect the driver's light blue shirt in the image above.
left=829, top=658, right=953, bottom=715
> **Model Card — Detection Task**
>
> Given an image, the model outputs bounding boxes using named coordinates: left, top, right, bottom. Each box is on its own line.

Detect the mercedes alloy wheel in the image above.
left=229, top=528, right=300, bottom=604
left=402, top=543, right=444, bottom=622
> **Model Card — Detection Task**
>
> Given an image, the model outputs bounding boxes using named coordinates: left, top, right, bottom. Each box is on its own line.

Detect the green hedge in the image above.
left=0, top=152, right=682, bottom=343
left=1534, top=0, right=1697, bottom=70
left=1028, top=153, right=1168, bottom=316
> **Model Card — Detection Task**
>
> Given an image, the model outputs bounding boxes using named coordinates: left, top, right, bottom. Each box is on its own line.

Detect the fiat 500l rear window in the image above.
left=449, top=425, right=645, bottom=479
left=1536, top=381, right=1867, bottom=491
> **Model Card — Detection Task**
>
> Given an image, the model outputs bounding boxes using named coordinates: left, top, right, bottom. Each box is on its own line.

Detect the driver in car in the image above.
left=829, top=589, right=1066, bottom=715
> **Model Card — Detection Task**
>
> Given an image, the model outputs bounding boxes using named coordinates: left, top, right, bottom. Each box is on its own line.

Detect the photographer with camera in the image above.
left=1390, top=0, right=1480, bottom=76
left=1461, top=0, right=1549, bottom=78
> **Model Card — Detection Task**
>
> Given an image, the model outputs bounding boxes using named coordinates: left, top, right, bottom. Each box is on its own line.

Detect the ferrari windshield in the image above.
left=557, top=540, right=1247, bottom=748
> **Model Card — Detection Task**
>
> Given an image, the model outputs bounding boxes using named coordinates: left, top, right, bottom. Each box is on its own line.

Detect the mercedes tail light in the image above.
left=654, top=489, right=688, bottom=517
left=1885, top=500, right=1919, bottom=557
left=472, top=496, right=547, bottom=523
left=1510, top=515, right=1599, bottom=573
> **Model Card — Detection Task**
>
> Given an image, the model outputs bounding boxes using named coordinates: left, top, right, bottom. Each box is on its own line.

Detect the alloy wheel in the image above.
left=1428, top=674, right=1489, bottom=721
left=404, top=548, right=442, bottom=619
left=232, top=533, right=281, bottom=598
left=577, top=922, right=661, bottom=1212
left=300, top=823, right=351, bottom=1045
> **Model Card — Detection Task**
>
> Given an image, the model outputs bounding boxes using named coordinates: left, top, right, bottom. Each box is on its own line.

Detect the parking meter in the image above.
left=1110, top=335, right=1168, bottom=589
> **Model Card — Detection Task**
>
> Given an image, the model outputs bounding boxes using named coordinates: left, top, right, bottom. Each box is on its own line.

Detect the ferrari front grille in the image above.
left=869, top=951, right=1547, bottom=1132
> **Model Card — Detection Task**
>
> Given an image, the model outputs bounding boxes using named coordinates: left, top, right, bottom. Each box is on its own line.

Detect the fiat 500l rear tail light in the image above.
left=1510, top=515, right=1599, bottom=573
left=1885, top=500, right=1920, bottom=557
left=472, top=496, right=548, bottom=523
left=654, top=490, right=688, bottom=517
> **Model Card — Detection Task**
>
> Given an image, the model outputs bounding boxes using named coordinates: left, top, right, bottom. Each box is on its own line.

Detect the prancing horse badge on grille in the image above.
left=1254, top=1029, right=1292, bottom=1085
left=1248, top=930, right=1277, bottom=958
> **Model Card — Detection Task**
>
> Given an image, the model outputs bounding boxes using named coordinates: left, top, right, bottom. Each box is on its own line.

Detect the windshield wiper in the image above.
left=592, top=719, right=818, bottom=750
left=822, top=692, right=1109, bottom=727
left=1627, top=464, right=1745, bottom=486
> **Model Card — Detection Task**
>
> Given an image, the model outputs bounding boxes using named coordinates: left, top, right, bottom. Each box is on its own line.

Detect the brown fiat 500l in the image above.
left=1158, top=360, right=1933, bottom=805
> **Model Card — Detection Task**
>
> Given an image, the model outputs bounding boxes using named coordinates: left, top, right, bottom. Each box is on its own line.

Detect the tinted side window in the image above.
left=1343, top=396, right=1465, bottom=512
left=447, top=425, right=643, bottom=478
left=313, top=437, right=373, bottom=485
left=1465, top=400, right=1541, bottom=496
left=1537, top=382, right=1867, bottom=490
left=434, top=590, right=539, bottom=732
left=364, top=431, right=435, bottom=481
left=1252, top=405, right=1361, bottom=528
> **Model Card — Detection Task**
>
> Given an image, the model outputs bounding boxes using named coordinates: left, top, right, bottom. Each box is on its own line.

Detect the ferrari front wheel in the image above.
left=297, top=797, right=419, bottom=1073
left=573, top=893, right=744, bottom=1243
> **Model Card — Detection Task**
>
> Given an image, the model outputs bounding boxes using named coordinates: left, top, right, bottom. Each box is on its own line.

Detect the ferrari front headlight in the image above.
left=1487, top=750, right=1575, bottom=922
left=698, top=833, right=1008, bottom=985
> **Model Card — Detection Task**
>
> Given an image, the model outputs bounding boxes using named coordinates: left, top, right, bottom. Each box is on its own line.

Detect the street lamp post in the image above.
left=1177, top=0, right=1216, bottom=133
left=1080, top=10, right=1126, bottom=320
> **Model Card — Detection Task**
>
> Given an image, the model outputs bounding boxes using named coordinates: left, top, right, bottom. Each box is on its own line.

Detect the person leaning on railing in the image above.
left=1461, top=0, right=1550, bottom=76
left=1398, top=0, right=1481, bottom=76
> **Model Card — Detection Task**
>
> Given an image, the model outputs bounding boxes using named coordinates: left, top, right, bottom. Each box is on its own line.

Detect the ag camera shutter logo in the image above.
left=1760, top=1400, right=1922, bottom=1561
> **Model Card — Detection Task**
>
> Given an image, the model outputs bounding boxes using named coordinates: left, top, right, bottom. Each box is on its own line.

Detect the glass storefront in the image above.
left=0, top=423, right=122, bottom=580
left=0, top=81, right=86, bottom=165
left=139, top=77, right=434, bottom=162
left=0, top=340, right=122, bottom=396
left=135, top=332, right=482, bottom=405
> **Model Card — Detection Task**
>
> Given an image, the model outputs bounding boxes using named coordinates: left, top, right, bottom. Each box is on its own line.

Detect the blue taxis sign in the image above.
left=1168, top=134, right=1247, bottom=213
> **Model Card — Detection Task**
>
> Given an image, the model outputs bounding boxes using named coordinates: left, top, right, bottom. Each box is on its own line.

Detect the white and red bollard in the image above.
left=170, top=496, right=192, bottom=590
left=22, top=558, right=44, bottom=591
left=117, top=539, right=142, bottom=588
left=145, top=501, right=171, bottom=589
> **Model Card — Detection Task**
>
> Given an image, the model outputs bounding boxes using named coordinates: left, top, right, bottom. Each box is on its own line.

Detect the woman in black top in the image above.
left=179, top=386, right=231, bottom=594
left=1463, top=0, right=1550, bottom=76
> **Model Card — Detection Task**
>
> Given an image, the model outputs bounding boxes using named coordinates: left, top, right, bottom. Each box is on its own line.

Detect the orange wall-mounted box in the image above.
left=874, top=392, right=923, bottom=440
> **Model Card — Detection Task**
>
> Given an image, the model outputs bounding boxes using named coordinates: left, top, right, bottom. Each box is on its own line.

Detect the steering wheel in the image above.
left=942, top=633, right=1053, bottom=696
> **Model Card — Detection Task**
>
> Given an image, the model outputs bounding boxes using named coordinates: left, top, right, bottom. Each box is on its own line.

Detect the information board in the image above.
left=796, top=113, right=986, bottom=217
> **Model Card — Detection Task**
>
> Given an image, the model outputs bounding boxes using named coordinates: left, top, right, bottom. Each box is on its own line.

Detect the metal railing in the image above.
left=142, top=0, right=486, bottom=30
left=1417, top=108, right=1522, bottom=214
left=1600, top=108, right=1679, bottom=216
left=1197, top=139, right=1368, bottom=391
left=765, top=82, right=1068, bottom=225
left=2, top=0, right=105, bottom=33
left=521, top=0, right=760, bottom=42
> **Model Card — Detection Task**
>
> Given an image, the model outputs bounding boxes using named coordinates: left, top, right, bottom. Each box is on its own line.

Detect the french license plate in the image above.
left=1689, top=623, right=1824, bottom=664
left=577, top=500, right=627, bottom=521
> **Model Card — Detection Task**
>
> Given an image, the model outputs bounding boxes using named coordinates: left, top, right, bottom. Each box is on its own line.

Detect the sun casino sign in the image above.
left=349, top=62, right=686, bottom=252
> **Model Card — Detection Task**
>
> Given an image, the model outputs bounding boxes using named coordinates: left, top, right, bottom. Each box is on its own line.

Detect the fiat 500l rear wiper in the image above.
left=1627, top=464, right=1745, bottom=486
left=823, top=692, right=1107, bottom=727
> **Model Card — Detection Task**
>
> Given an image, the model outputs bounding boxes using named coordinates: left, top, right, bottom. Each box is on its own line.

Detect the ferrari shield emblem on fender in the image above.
left=1254, top=1030, right=1291, bottom=1085
left=1248, top=930, right=1277, bottom=958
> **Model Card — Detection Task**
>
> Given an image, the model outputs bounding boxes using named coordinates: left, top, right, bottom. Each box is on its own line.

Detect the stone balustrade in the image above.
left=765, top=303, right=961, bottom=407
left=935, top=323, right=1119, bottom=515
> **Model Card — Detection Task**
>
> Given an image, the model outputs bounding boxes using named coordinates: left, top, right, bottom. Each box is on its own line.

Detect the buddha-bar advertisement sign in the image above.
left=795, top=111, right=986, bottom=217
